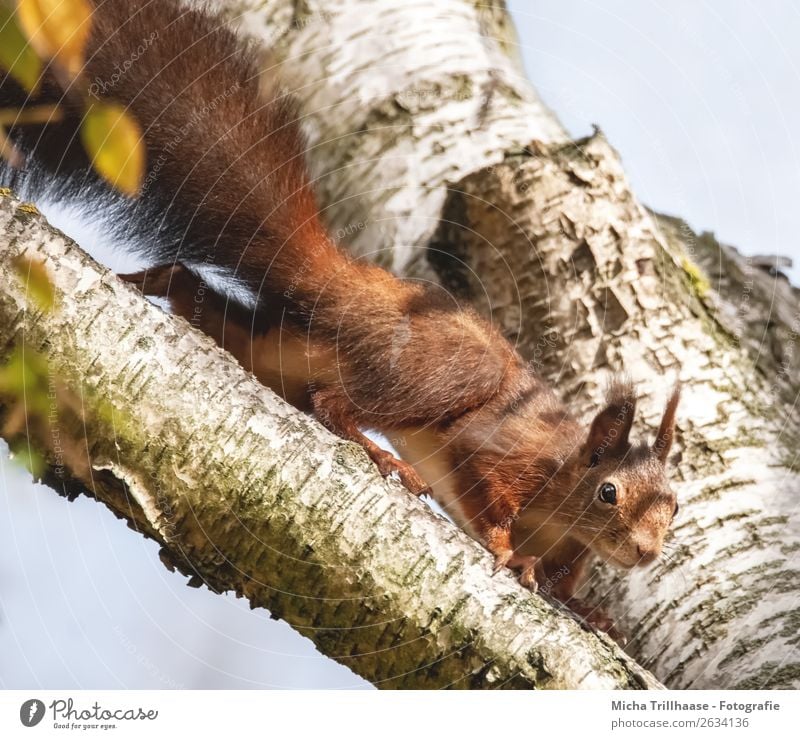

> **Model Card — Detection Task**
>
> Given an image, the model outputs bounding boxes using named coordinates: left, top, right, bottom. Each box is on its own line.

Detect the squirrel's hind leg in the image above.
left=310, top=386, right=432, bottom=497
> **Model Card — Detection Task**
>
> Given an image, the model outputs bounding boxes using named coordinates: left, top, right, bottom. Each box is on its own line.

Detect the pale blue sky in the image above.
left=510, top=0, right=800, bottom=283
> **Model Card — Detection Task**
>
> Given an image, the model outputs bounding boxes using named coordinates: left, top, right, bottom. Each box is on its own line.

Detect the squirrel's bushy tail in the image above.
left=0, top=0, right=341, bottom=313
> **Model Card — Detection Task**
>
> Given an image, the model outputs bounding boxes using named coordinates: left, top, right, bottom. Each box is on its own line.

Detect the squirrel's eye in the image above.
left=673, top=501, right=679, bottom=518
left=598, top=482, right=617, bottom=505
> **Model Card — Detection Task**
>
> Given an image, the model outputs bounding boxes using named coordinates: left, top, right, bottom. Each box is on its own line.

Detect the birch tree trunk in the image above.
left=0, top=190, right=661, bottom=690
left=222, top=0, right=800, bottom=689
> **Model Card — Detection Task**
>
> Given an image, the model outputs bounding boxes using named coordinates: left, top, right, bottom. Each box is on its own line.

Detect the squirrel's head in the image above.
left=563, top=377, right=681, bottom=569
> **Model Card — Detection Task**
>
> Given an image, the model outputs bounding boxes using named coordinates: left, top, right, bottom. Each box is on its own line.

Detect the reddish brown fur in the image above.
left=2, top=0, right=681, bottom=637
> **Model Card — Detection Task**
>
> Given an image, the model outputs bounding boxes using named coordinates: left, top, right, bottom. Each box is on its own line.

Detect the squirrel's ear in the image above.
left=583, top=376, right=637, bottom=465
left=653, top=382, right=681, bottom=465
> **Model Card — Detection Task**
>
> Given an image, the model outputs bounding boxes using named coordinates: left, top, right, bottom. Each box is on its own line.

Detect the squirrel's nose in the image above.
left=636, top=543, right=658, bottom=564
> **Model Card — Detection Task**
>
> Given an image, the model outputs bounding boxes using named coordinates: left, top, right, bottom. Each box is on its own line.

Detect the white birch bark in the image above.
left=219, top=0, right=800, bottom=689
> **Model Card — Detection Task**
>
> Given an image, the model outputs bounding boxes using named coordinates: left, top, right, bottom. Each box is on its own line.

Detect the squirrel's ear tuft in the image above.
left=653, top=382, right=681, bottom=465
left=582, top=375, right=637, bottom=465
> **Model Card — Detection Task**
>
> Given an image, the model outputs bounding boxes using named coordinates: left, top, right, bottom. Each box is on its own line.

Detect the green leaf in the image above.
left=0, top=345, right=48, bottom=397
left=0, top=350, right=50, bottom=418
left=80, top=102, right=145, bottom=196
left=0, top=348, right=37, bottom=396
left=0, top=4, right=42, bottom=92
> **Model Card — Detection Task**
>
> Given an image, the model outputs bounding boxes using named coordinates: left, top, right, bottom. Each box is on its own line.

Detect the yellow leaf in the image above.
left=14, top=253, right=55, bottom=311
left=15, top=0, right=92, bottom=78
left=0, top=5, right=42, bottom=92
left=80, top=102, right=145, bottom=196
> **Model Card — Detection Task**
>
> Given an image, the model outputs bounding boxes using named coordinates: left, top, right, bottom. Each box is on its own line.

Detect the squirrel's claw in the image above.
left=516, top=560, right=540, bottom=592
left=508, top=553, right=541, bottom=592
left=491, top=550, right=541, bottom=592
left=395, top=466, right=433, bottom=498
left=492, top=549, right=514, bottom=575
left=388, top=460, right=432, bottom=497
left=368, top=447, right=432, bottom=497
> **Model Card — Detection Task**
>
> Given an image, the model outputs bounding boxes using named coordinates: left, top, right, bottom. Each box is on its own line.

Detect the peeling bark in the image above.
left=0, top=190, right=661, bottom=690
left=222, top=0, right=800, bottom=688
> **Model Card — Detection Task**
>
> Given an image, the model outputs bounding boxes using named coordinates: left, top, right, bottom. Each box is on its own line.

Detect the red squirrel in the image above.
left=0, top=0, right=680, bottom=635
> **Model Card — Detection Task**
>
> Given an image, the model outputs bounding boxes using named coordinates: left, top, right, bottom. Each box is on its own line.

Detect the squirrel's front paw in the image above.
left=492, top=550, right=542, bottom=592
left=563, top=598, right=627, bottom=645
left=509, top=553, right=541, bottom=592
